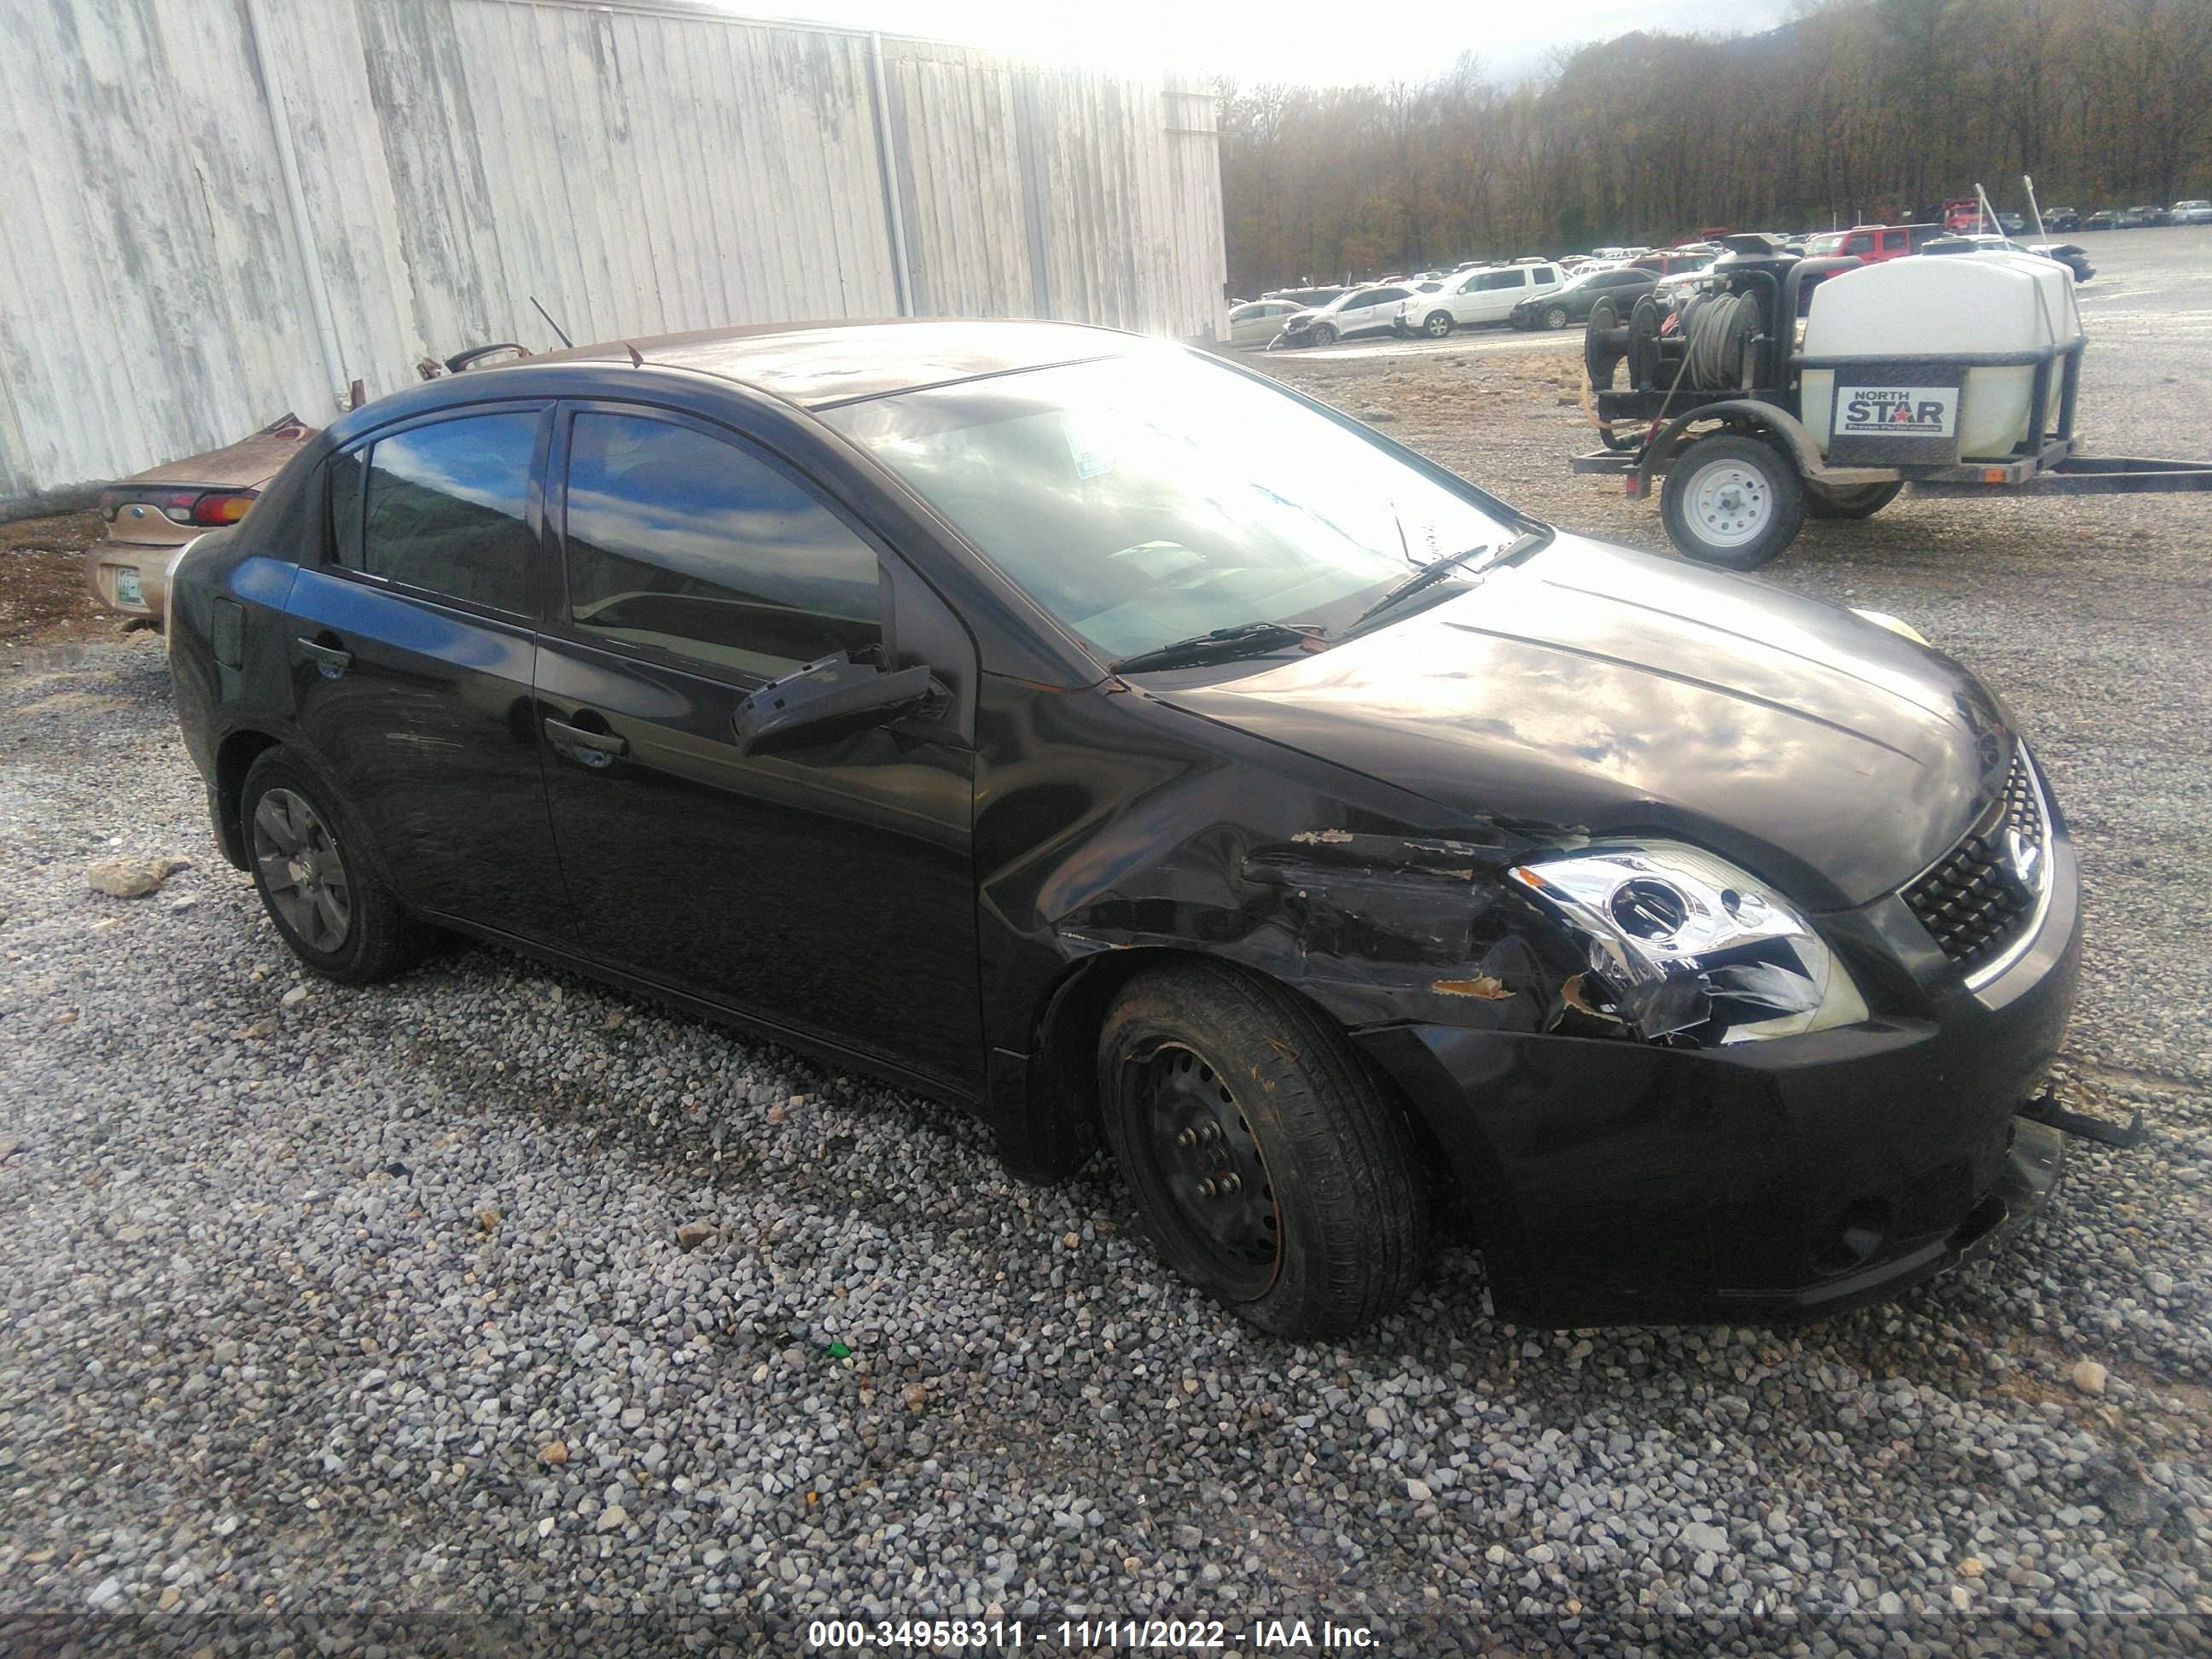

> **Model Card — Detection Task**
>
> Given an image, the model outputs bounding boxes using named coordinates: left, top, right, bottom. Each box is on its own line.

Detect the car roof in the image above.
left=528, top=317, right=1140, bottom=410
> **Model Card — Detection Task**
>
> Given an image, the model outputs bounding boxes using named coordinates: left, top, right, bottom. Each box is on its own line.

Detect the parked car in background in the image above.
left=1825, top=224, right=1944, bottom=263
left=1997, top=212, right=2026, bottom=235
left=1508, top=265, right=1657, bottom=329
left=165, top=317, right=2084, bottom=1338
left=1276, top=284, right=1415, bottom=346
left=2118, top=206, right=2165, bottom=228
left=1227, top=299, right=1305, bottom=347
left=1398, top=263, right=1565, bottom=336
left=2031, top=242, right=2096, bottom=282
left=1628, top=250, right=1714, bottom=276
left=2081, top=209, right=2116, bottom=231
left=2173, top=200, right=2212, bottom=225
left=85, top=413, right=315, bottom=626
left=2043, top=207, right=2081, bottom=232
left=1920, top=235, right=2095, bottom=283
left=1263, top=286, right=1347, bottom=311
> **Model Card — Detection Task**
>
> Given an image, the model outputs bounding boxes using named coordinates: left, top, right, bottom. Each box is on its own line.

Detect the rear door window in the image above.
left=560, top=410, right=881, bottom=679
left=352, top=410, right=542, bottom=614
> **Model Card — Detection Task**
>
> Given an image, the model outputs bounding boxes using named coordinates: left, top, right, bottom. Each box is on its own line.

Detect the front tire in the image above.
left=1542, top=305, right=1570, bottom=330
left=1098, top=961, right=1431, bottom=1338
left=1310, top=323, right=1338, bottom=346
left=242, top=748, right=432, bottom=984
left=1804, top=480, right=1904, bottom=519
left=1422, top=311, right=1453, bottom=339
left=1659, top=433, right=1805, bottom=569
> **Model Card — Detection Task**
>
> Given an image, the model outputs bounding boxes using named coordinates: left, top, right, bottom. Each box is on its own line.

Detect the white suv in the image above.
left=1397, top=264, right=1565, bottom=336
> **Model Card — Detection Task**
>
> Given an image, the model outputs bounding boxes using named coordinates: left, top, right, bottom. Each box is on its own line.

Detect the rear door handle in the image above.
left=294, top=637, right=352, bottom=677
left=544, top=715, right=629, bottom=768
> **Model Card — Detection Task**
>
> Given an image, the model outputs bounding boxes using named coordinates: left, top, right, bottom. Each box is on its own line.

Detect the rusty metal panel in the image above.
left=0, top=0, right=1225, bottom=504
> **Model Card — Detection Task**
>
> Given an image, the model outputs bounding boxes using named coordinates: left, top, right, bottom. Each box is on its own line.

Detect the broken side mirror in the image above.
left=731, top=651, right=941, bottom=757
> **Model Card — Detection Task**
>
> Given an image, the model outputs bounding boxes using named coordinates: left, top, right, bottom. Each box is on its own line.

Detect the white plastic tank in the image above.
left=1801, top=253, right=2083, bottom=460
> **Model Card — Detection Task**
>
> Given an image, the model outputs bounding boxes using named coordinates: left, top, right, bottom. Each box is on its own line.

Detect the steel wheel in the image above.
left=1658, top=433, right=1805, bottom=569
left=251, top=787, right=352, bottom=953
left=1685, top=458, right=1775, bottom=549
left=1126, top=1041, right=1282, bottom=1300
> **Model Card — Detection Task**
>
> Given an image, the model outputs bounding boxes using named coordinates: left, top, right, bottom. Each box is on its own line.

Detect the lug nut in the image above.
left=1220, top=1173, right=1240, bottom=1194
left=1197, top=1179, right=1218, bottom=1197
left=1176, top=1128, right=1196, bottom=1149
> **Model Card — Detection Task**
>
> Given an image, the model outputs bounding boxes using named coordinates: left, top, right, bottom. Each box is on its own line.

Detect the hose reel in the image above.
left=1675, top=291, right=1764, bottom=392
left=1584, top=296, right=1631, bottom=390
left=1585, top=285, right=1771, bottom=399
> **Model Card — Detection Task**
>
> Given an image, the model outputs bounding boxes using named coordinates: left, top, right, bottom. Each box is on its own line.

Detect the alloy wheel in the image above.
left=251, top=788, right=352, bottom=952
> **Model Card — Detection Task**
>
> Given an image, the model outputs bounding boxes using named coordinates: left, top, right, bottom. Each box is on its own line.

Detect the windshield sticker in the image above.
left=1062, top=413, right=1117, bottom=480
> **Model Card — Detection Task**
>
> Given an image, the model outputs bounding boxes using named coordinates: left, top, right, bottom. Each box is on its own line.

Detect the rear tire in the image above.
left=1804, top=480, right=1904, bottom=519
left=1659, top=433, right=1805, bottom=570
left=1097, top=960, right=1431, bottom=1339
left=242, top=748, right=432, bottom=984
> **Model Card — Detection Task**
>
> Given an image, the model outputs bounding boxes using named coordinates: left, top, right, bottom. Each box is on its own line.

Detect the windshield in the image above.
left=825, top=351, right=1515, bottom=661
left=1807, top=233, right=1845, bottom=255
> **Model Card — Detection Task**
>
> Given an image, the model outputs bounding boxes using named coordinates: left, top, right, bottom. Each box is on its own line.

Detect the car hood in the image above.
left=1145, top=535, right=2012, bottom=911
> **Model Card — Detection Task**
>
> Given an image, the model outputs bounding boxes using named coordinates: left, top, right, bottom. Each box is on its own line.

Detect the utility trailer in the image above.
left=1569, top=237, right=2212, bottom=568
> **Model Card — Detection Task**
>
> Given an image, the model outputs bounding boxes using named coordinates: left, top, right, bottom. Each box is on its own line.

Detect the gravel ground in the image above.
left=3, top=234, right=2210, bottom=1657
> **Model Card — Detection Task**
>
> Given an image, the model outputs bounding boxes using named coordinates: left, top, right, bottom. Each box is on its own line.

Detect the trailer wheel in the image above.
left=1805, top=480, right=1904, bottom=520
left=1660, top=434, right=1805, bottom=569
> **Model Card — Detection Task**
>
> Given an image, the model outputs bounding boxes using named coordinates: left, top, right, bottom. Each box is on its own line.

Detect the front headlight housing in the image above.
left=1509, top=842, right=1869, bottom=1045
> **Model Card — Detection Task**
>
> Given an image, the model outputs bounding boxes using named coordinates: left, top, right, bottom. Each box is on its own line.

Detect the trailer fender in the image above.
left=1631, top=400, right=1896, bottom=498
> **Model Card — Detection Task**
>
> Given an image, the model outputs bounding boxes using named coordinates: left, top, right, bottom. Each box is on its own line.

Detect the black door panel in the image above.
left=534, top=639, right=980, bottom=1087
left=535, top=402, right=983, bottom=1091
left=285, top=566, right=568, bottom=939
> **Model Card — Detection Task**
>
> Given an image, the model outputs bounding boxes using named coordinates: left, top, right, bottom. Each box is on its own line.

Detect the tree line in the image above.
left=1217, top=0, right=2212, bottom=293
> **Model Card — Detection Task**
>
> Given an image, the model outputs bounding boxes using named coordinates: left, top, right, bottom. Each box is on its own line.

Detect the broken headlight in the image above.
left=1508, top=844, right=1868, bottom=1045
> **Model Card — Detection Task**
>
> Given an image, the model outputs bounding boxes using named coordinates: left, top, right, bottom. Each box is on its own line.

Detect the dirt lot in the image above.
left=3, top=232, right=2209, bottom=1651
left=0, top=509, right=110, bottom=651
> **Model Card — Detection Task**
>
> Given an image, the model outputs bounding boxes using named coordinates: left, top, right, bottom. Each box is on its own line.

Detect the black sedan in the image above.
left=1508, top=266, right=1658, bottom=329
left=166, top=320, right=2080, bottom=1338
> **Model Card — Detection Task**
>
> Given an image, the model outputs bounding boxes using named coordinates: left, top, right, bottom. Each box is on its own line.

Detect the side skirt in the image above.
left=411, top=907, right=983, bottom=1120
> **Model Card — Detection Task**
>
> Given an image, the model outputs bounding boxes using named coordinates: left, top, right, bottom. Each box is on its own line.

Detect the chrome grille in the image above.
left=1902, top=750, right=2050, bottom=978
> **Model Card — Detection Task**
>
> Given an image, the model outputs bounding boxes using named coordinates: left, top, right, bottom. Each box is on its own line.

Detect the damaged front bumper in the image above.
left=1358, top=833, right=2085, bottom=1328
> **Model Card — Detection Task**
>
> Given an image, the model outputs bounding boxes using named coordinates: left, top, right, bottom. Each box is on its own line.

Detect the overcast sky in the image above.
left=722, top=0, right=1792, bottom=84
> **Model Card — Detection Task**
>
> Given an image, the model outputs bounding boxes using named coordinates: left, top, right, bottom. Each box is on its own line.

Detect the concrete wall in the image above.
left=0, top=0, right=1225, bottom=504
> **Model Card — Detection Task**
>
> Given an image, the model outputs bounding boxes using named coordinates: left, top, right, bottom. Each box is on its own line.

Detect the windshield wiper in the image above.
left=1112, top=620, right=1323, bottom=674
left=1345, top=527, right=1550, bottom=636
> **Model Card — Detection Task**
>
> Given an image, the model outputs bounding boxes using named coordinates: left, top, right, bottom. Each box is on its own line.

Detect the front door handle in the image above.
left=544, top=715, right=629, bottom=769
left=294, top=637, right=352, bottom=678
